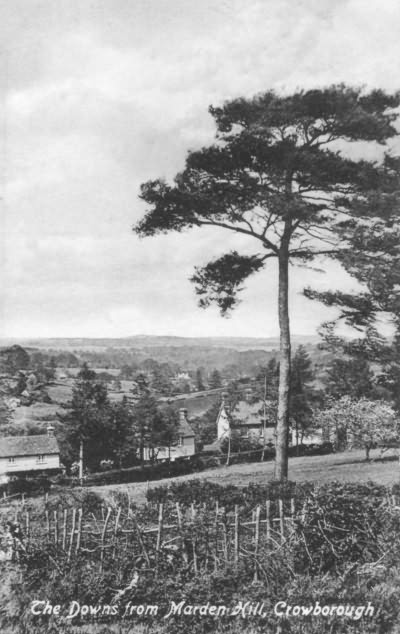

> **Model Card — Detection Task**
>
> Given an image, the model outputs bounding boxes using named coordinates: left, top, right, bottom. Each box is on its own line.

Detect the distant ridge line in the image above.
left=0, top=334, right=320, bottom=351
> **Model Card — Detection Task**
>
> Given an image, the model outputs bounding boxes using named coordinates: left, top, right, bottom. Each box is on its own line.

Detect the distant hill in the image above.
left=0, top=334, right=325, bottom=375
left=0, top=334, right=320, bottom=352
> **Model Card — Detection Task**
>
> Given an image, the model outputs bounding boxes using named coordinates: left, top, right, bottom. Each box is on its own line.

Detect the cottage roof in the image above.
left=178, top=409, right=195, bottom=438
left=0, top=434, right=59, bottom=458
left=231, top=400, right=266, bottom=427
left=178, top=417, right=195, bottom=438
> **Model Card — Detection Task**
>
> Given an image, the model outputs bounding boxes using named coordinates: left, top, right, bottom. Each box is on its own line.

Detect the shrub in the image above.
left=99, top=459, right=114, bottom=471
left=294, top=480, right=388, bottom=575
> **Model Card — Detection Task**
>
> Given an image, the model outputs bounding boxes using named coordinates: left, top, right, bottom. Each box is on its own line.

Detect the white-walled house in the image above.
left=216, top=393, right=276, bottom=445
left=0, top=427, right=60, bottom=483
left=215, top=391, right=324, bottom=448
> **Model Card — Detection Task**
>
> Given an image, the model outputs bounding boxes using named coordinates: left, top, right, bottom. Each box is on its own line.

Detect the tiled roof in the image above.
left=0, top=434, right=59, bottom=458
left=178, top=416, right=195, bottom=438
left=231, top=400, right=266, bottom=427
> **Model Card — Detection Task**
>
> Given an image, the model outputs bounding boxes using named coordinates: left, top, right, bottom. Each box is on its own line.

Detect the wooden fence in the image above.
left=5, top=493, right=400, bottom=578
left=8, top=499, right=300, bottom=579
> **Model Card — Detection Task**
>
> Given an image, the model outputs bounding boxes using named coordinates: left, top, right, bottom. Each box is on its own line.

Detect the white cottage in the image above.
left=0, top=427, right=60, bottom=483
left=216, top=392, right=276, bottom=444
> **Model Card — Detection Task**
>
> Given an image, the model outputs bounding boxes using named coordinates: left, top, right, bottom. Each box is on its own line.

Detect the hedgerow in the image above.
left=2, top=480, right=400, bottom=634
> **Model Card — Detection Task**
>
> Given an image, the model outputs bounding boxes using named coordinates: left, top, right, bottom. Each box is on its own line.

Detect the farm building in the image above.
left=0, top=426, right=61, bottom=483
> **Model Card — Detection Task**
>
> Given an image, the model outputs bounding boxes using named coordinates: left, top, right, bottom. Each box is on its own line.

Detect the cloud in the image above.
left=1, top=0, right=399, bottom=337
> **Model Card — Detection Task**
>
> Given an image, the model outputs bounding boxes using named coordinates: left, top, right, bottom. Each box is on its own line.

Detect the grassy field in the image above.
left=92, top=448, right=400, bottom=506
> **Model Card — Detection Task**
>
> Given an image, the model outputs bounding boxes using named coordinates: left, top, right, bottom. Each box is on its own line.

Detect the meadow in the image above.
left=93, top=448, right=400, bottom=507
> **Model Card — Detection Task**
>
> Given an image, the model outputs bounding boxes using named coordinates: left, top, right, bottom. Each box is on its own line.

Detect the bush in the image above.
left=288, top=442, right=334, bottom=457
left=145, top=478, right=313, bottom=513
left=294, top=480, right=388, bottom=575
left=4, top=475, right=51, bottom=497
left=99, top=459, right=114, bottom=471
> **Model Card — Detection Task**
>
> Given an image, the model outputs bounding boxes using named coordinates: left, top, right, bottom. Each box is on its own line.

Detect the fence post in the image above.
left=279, top=499, right=284, bottom=543
left=234, top=505, right=240, bottom=566
left=175, top=502, right=187, bottom=567
left=132, top=514, right=150, bottom=567
left=266, top=499, right=271, bottom=547
left=253, top=505, right=261, bottom=582
left=45, top=509, right=50, bottom=541
left=301, top=501, right=306, bottom=524
left=62, top=509, right=68, bottom=551
left=176, top=502, right=183, bottom=530
left=222, top=516, right=228, bottom=565
left=112, top=507, right=122, bottom=559
left=214, top=500, right=219, bottom=571
left=53, top=510, right=58, bottom=545
left=100, top=508, right=112, bottom=572
left=25, top=510, right=30, bottom=546
left=190, top=504, right=198, bottom=574
left=155, top=503, right=164, bottom=576
left=67, top=508, right=77, bottom=562
left=75, top=508, right=83, bottom=554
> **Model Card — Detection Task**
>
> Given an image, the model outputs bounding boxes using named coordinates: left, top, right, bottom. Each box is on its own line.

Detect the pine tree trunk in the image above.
left=274, top=247, right=291, bottom=480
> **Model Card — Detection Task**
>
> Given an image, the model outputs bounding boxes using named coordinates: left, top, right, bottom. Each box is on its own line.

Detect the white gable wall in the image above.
left=217, top=406, right=230, bottom=440
left=0, top=454, right=60, bottom=476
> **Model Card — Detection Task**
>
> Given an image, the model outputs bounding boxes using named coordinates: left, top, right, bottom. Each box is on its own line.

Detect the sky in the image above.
left=1, top=0, right=400, bottom=339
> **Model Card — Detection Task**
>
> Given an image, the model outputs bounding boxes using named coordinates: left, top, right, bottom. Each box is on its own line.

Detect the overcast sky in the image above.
left=1, top=0, right=399, bottom=339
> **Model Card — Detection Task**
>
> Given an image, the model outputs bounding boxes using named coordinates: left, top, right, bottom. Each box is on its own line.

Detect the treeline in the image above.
left=0, top=341, right=281, bottom=377
left=55, top=364, right=186, bottom=473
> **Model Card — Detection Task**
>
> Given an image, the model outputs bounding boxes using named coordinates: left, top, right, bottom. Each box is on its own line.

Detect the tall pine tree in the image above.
left=135, top=86, right=400, bottom=479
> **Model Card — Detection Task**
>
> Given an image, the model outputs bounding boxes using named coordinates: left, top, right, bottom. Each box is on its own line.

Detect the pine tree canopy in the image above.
left=135, top=85, right=400, bottom=314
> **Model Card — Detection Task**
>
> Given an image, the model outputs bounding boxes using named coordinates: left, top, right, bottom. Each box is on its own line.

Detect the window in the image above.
left=8, top=457, right=15, bottom=464
left=37, top=455, right=45, bottom=463
left=178, top=436, right=183, bottom=447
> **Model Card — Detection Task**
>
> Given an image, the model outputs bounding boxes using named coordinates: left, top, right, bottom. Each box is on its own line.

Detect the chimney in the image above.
left=221, top=391, right=230, bottom=413
left=47, top=425, right=55, bottom=437
left=245, top=387, right=252, bottom=402
left=179, top=408, right=188, bottom=423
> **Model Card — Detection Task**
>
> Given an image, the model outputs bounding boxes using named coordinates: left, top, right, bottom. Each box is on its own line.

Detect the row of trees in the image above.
left=57, top=365, right=181, bottom=473
left=192, top=334, right=400, bottom=461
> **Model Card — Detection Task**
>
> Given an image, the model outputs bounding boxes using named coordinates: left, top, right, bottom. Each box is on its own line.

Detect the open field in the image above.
left=92, top=448, right=400, bottom=506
